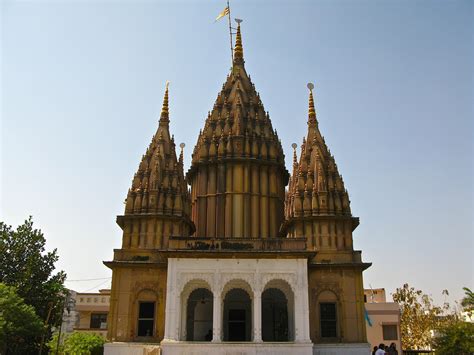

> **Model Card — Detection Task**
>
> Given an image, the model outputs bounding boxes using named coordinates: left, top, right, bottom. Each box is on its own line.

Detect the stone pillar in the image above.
left=299, top=259, right=311, bottom=342
left=253, top=290, right=262, bottom=342
left=164, top=260, right=179, bottom=341
left=212, top=292, right=222, bottom=342
left=164, top=289, right=174, bottom=340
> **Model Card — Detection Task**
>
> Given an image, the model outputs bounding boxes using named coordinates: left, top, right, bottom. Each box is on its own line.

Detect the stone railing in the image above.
left=168, top=236, right=307, bottom=251
left=76, top=294, right=110, bottom=306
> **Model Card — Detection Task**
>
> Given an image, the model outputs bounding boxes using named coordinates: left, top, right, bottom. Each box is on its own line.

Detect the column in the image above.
left=164, top=260, right=179, bottom=341
left=212, top=292, right=222, bottom=342
left=164, top=291, right=175, bottom=340
left=253, top=290, right=262, bottom=342
left=173, top=293, right=181, bottom=340
left=298, top=259, right=311, bottom=342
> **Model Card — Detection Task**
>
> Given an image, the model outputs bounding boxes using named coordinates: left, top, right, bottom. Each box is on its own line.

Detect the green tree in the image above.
left=461, top=287, right=474, bottom=316
left=434, top=320, right=474, bottom=355
left=0, top=283, right=44, bottom=354
left=47, top=332, right=67, bottom=354
left=0, top=217, right=67, bottom=352
left=49, top=332, right=104, bottom=355
left=392, top=283, right=450, bottom=350
left=432, top=287, right=474, bottom=354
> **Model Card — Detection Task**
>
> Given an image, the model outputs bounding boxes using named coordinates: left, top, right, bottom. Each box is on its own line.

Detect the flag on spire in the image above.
left=215, top=6, right=229, bottom=22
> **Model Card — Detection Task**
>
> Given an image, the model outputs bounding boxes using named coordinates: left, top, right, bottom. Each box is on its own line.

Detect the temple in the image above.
left=104, top=23, right=371, bottom=355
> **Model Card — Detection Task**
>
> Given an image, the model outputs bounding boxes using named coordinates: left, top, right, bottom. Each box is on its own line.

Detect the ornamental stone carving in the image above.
left=261, top=273, right=297, bottom=293
left=177, top=272, right=213, bottom=294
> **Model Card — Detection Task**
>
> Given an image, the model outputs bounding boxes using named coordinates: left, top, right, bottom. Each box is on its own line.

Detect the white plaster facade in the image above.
left=160, top=257, right=313, bottom=355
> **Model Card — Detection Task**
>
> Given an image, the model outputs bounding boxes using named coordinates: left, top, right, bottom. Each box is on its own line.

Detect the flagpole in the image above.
left=227, top=0, right=234, bottom=65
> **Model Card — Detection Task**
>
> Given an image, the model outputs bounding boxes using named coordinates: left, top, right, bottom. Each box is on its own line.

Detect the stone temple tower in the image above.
left=187, top=24, right=288, bottom=239
left=105, top=23, right=371, bottom=355
left=120, top=83, right=194, bottom=250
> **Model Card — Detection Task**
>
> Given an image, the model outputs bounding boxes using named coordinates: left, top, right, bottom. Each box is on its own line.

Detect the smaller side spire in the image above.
left=160, top=81, right=170, bottom=125
left=234, top=22, right=244, bottom=64
left=307, top=82, right=317, bottom=126
left=292, top=142, right=298, bottom=173
left=179, top=142, right=185, bottom=165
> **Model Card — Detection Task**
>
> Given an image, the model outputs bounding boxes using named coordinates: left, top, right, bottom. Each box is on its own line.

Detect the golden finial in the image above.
left=234, top=19, right=244, bottom=63
left=160, top=81, right=170, bottom=123
left=179, top=143, right=185, bottom=165
left=292, top=143, right=298, bottom=166
left=307, top=82, right=317, bottom=125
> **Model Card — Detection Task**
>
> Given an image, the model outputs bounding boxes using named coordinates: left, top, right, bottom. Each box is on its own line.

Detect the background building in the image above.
left=364, top=288, right=402, bottom=352
left=74, top=289, right=111, bottom=337
left=59, top=289, right=111, bottom=338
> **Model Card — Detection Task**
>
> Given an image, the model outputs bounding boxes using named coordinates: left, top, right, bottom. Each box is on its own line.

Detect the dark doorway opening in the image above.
left=228, top=309, right=246, bottom=340
left=262, top=288, right=289, bottom=341
left=223, top=288, right=251, bottom=341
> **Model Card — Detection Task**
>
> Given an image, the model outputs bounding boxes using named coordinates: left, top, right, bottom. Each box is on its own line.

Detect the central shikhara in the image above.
left=104, top=24, right=371, bottom=355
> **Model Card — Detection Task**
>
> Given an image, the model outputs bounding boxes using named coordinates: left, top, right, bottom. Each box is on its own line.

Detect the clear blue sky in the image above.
left=1, top=0, right=472, bottom=304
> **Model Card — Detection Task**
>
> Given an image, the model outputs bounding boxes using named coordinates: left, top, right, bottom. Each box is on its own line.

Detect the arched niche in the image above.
left=223, top=288, right=252, bottom=342
left=316, top=289, right=341, bottom=340
left=262, top=279, right=295, bottom=342
left=133, top=288, right=159, bottom=338
left=179, top=279, right=212, bottom=341
left=185, top=288, right=213, bottom=341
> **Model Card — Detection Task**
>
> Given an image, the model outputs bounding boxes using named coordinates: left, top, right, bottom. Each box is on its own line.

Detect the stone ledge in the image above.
left=104, top=342, right=161, bottom=355
left=160, top=340, right=314, bottom=355
left=105, top=341, right=371, bottom=355
left=313, top=342, right=371, bottom=355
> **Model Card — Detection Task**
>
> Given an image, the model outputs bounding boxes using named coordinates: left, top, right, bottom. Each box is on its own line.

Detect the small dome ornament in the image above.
left=307, top=82, right=314, bottom=91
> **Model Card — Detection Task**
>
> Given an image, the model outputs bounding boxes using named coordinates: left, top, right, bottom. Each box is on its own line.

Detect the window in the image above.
left=90, top=313, right=107, bottom=329
left=138, top=302, right=155, bottom=337
left=382, top=324, right=398, bottom=340
left=320, top=303, right=337, bottom=338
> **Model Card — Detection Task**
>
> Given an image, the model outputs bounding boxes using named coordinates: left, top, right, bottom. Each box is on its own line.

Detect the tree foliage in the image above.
left=0, top=283, right=44, bottom=354
left=47, top=332, right=65, bottom=355
left=48, top=332, right=105, bottom=355
left=0, top=217, right=66, bottom=352
left=431, top=287, right=474, bottom=354
left=433, top=320, right=474, bottom=355
left=392, top=283, right=450, bottom=350
left=461, top=287, right=474, bottom=316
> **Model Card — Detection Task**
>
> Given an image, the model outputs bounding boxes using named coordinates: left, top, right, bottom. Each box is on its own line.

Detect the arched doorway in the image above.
left=223, top=288, right=252, bottom=341
left=262, top=288, right=289, bottom=341
left=186, top=288, right=213, bottom=341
